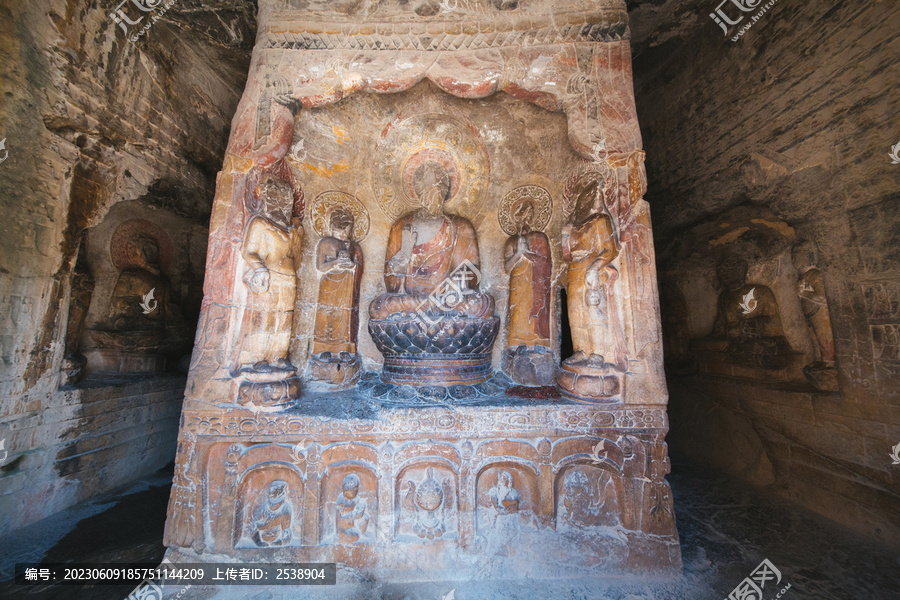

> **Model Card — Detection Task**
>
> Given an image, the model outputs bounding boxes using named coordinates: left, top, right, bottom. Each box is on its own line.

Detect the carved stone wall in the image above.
left=636, top=0, right=900, bottom=547
left=164, top=0, right=680, bottom=581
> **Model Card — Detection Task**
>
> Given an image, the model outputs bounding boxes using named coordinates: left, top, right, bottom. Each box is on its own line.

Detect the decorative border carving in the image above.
left=182, top=406, right=668, bottom=439
left=263, top=17, right=630, bottom=52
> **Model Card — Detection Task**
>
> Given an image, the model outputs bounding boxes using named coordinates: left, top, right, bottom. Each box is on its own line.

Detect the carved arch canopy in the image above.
left=228, top=0, right=640, bottom=165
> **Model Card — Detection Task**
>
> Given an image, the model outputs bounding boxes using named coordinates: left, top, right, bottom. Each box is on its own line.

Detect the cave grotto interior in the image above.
left=0, top=1, right=897, bottom=599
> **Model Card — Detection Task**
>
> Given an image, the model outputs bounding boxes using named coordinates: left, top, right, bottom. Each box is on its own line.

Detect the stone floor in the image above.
left=0, top=457, right=896, bottom=600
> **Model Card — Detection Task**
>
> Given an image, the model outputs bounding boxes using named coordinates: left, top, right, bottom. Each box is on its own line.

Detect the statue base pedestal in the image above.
left=557, top=359, right=625, bottom=401
left=382, top=355, right=493, bottom=386
left=368, top=315, right=500, bottom=387
left=308, top=352, right=362, bottom=390
left=165, top=393, right=681, bottom=580
left=85, top=349, right=166, bottom=374
left=504, top=345, right=556, bottom=386
left=237, top=378, right=302, bottom=411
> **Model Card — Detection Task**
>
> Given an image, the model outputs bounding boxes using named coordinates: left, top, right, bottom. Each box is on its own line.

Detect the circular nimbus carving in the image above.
left=498, top=185, right=553, bottom=236
left=372, top=114, right=489, bottom=220
left=310, top=191, right=370, bottom=241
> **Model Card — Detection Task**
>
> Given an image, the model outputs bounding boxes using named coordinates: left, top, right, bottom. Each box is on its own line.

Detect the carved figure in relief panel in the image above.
left=402, top=467, right=454, bottom=540
left=558, top=468, right=621, bottom=530
left=501, top=187, right=555, bottom=385
left=235, top=176, right=304, bottom=409
left=489, top=470, right=520, bottom=515
left=246, top=480, right=294, bottom=547
left=793, top=243, right=838, bottom=391
left=558, top=175, right=626, bottom=399
left=309, top=194, right=367, bottom=389
left=335, top=474, right=371, bottom=544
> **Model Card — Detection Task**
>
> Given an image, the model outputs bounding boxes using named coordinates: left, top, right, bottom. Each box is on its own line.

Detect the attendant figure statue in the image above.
left=505, top=200, right=551, bottom=348
left=503, top=199, right=554, bottom=385
left=558, top=178, right=625, bottom=399
left=793, top=243, right=838, bottom=391
left=310, top=208, right=364, bottom=388
left=235, top=176, right=303, bottom=408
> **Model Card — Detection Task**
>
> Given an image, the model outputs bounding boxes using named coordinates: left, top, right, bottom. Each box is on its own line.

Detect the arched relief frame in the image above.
left=204, top=443, right=308, bottom=551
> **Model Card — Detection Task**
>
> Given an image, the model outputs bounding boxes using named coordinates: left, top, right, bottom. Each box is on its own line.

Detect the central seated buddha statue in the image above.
left=368, top=161, right=499, bottom=386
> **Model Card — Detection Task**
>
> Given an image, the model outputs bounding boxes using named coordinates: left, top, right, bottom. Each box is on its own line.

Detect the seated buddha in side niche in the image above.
left=695, top=254, right=793, bottom=361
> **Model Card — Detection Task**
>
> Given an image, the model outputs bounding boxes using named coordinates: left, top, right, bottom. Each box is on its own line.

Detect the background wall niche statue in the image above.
left=693, top=253, right=802, bottom=377
left=793, top=242, right=838, bottom=391
left=86, top=224, right=190, bottom=374
left=501, top=186, right=554, bottom=386
left=309, top=193, right=366, bottom=389
left=558, top=174, right=626, bottom=400
left=235, top=175, right=303, bottom=409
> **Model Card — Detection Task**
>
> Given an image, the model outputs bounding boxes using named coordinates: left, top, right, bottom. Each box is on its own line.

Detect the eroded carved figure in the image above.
left=335, top=473, right=371, bottom=544
left=559, top=468, right=621, bottom=529
left=794, top=243, right=838, bottom=391
left=246, top=480, right=294, bottom=547
left=489, top=470, right=521, bottom=515
left=237, top=176, right=304, bottom=373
